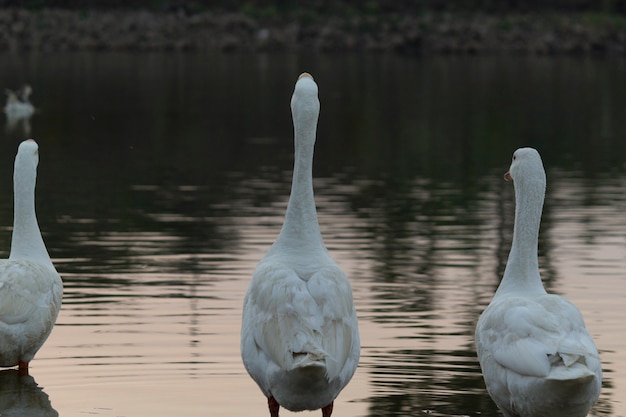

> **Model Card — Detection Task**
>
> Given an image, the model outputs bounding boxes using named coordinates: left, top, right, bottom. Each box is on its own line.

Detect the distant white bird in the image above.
left=0, top=139, right=63, bottom=373
left=4, top=85, right=34, bottom=119
left=475, top=148, right=602, bottom=417
left=241, top=73, right=360, bottom=417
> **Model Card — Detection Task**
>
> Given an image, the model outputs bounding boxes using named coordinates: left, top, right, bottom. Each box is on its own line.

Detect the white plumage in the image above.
left=241, top=73, right=360, bottom=417
left=0, top=139, right=63, bottom=372
left=4, top=85, right=35, bottom=119
left=475, top=148, right=601, bottom=417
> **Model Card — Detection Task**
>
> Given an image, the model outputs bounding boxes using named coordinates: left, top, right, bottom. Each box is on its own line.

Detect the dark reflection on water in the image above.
left=0, top=52, right=624, bottom=417
left=0, top=370, right=58, bottom=416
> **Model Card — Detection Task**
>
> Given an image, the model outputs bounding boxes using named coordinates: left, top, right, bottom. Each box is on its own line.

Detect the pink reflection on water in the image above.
left=19, top=173, right=625, bottom=417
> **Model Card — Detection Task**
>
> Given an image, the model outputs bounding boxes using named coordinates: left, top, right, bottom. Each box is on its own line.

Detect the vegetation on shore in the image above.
left=0, top=1, right=625, bottom=54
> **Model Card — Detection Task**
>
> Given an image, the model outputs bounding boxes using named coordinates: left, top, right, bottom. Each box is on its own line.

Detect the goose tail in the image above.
left=546, top=363, right=596, bottom=383
left=292, top=348, right=327, bottom=369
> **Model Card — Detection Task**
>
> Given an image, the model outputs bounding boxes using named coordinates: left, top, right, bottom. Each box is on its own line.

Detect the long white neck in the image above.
left=496, top=176, right=546, bottom=297
left=273, top=109, right=324, bottom=253
left=9, top=158, right=53, bottom=270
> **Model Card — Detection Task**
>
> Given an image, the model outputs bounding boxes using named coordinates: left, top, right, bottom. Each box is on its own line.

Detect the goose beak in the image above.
left=298, top=72, right=313, bottom=80
left=504, top=171, right=512, bottom=181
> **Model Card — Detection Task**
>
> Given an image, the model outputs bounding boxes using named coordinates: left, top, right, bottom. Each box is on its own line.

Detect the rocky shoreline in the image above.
left=1, top=8, right=625, bottom=55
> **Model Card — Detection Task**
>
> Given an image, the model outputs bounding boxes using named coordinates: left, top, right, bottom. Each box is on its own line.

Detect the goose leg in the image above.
left=322, top=402, right=333, bottom=417
left=18, top=360, right=29, bottom=375
left=268, top=396, right=280, bottom=417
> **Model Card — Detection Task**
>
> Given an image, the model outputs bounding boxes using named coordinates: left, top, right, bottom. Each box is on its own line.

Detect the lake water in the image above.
left=0, top=52, right=625, bottom=417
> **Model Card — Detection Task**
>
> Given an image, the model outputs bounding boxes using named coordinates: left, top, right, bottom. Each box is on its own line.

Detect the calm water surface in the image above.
left=0, top=52, right=624, bottom=417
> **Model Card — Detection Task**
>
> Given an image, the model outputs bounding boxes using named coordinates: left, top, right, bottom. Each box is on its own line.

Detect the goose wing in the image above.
left=476, top=294, right=599, bottom=378
left=0, top=260, right=62, bottom=326
left=306, top=265, right=359, bottom=380
left=244, top=262, right=358, bottom=381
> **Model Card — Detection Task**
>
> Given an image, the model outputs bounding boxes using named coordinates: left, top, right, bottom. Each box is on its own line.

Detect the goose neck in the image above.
left=498, top=179, right=545, bottom=295
left=10, top=167, right=52, bottom=267
left=277, top=128, right=323, bottom=247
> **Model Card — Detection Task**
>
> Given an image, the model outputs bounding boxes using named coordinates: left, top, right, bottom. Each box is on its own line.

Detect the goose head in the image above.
left=19, top=85, right=32, bottom=102
left=14, top=139, right=39, bottom=204
left=15, top=139, right=39, bottom=173
left=290, top=73, right=320, bottom=139
left=504, top=147, right=546, bottom=192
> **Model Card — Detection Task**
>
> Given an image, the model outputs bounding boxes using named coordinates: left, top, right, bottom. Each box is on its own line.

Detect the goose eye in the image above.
left=512, top=155, right=516, bottom=161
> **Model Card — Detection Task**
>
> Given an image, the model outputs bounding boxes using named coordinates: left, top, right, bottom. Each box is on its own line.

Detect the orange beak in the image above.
left=504, top=171, right=512, bottom=181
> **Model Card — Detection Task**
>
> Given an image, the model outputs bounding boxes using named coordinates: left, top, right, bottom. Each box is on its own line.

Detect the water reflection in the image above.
left=0, top=52, right=623, bottom=417
left=0, top=370, right=58, bottom=416
left=4, top=113, right=33, bottom=138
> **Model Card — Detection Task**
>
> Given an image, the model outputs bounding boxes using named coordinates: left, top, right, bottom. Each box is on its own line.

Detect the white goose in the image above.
left=241, top=73, right=360, bottom=417
left=0, top=139, right=63, bottom=372
left=4, top=85, right=35, bottom=119
left=475, top=148, right=601, bottom=417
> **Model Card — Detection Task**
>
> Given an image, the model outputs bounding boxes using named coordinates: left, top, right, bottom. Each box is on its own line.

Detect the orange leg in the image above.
left=322, top=402, right=333, bottom=417
left=268, top=396, right=280, bottom=417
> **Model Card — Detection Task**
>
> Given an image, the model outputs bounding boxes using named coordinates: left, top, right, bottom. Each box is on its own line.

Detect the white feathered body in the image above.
left=0, top=260, right=62, bottom=367
left=4, top=100, right=34, bottom=119
left=242, top=247, right=359, bottom=411
left=476, top=293, right=602, bottom=417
